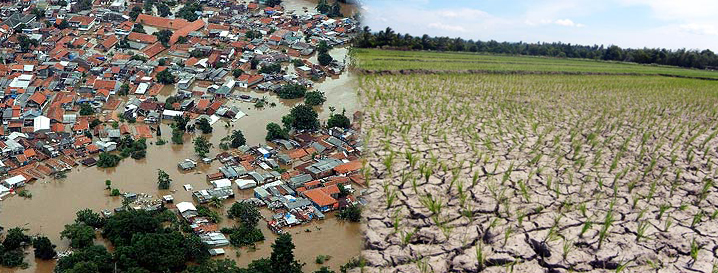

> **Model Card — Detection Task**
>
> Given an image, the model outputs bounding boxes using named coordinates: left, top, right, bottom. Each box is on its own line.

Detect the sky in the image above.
left=360, top=0, right=718, bottom=51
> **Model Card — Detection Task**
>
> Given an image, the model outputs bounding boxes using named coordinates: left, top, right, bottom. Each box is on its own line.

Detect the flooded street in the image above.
left=282, top=0, right=359, bottom=17
left=0, top=44, right=360, bottom=272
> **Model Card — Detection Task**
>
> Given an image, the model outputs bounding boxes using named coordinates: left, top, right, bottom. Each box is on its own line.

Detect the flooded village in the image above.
left=0, top=0, right=364, bottom=271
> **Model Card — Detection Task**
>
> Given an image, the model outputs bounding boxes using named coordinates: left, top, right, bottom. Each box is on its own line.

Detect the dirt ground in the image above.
left=355, top=73, right=718, bottom=272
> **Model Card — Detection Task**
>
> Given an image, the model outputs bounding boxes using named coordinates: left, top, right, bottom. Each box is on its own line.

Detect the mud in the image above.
left=356, top=73, right=718, bottom=272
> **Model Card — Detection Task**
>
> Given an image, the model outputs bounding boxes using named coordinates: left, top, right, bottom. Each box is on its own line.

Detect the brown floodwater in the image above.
left=0, top=46, right=360, bottom=272
left=282, top=0, right=359, bottom=17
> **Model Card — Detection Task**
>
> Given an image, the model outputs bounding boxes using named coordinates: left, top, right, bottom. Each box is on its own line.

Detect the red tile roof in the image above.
left=304, top=188, right=337, bottom=207
left=136, top=14, right=189, bottom=30
left=127, top=32, right=158, bottom=44
left=142, top=42, right=166, bottom=59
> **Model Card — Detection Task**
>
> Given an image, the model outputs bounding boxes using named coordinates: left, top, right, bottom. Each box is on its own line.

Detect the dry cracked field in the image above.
left=357, top=73, right=718, bottom=272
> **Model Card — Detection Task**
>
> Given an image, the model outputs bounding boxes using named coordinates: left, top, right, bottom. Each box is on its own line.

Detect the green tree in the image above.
left=158, top=169, right=172, bottom=190
left=172, top=128, right=184, bottom=144
left=316, top=0, right=330, bottom=14
left=156, top=69, right=176, bottom=84
left=265, top=122, right=288, bottom=141
left=79, top=103, right=94, bottom=115
left=174, top=115, right=190, bottom=131
left=119, top=83, right=130, bottom=96
left=193, top=136, right=212, bottom=158
left=61, top=223, right=95, bottom=249
left=157, top=3, right=171, bottom=17
left=133, top=23, right=146, bottom=33
left=102, top=210, right=161, bottom=246
left=328, top=1, right=342, bottom=17
left=56, top=19, right=70, bottom=29
left=0, top=248, right=24, bottom=267
left=283, top=104, right=319, bottom=131
left=270, top=234, right=304, bottom=273
left=327, top=110, right=351, bottom=129
left=129, top=6, right=143, bottom=21
left=3, top=227, right=31, bottom=250
left=276, top=83, right=307, bottom=99
left=105, top=180, right=112, bottom=189
left=177, top=2, right=202, bottom=21
left=318, top=51, right=333, bottom=66
left=97, top=152, right=121, bottom=168
left=229, top=130, right=246, bottom=148
left=32, top=236, right=57, bottom=260
left=56, top=245, right=113, bottom=273
left=196, top=117, right=213, bottom=134
left=76, top=209, right=106, bottom=229
left=337, top=205, right=361, bottom=222
left=227, top=202, right=261, bottom=227
left=259, top=63, right=282, bottom=74
left=304, top=91, right=326, bottom=106
left=232, top=69, right=244, bottom=78
left=154, top=29, right=173, bottom=46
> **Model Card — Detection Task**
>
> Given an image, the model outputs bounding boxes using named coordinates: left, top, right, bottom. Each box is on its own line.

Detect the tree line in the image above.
left=353, top=27, right=718, bottom=70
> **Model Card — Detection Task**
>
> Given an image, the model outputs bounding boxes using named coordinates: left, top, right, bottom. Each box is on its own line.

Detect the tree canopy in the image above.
left=283, top=104, right=319, bottom=131
left=354, top=26, right=718, bottom=70
left=156, top=69, right=176, bottom=84
left=276, top=83, right=307, bottom=99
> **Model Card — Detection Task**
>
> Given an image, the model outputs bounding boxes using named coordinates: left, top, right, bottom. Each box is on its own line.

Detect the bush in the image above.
left=304, top=91, right=326, bottom=106
left=32, top=236, right=57, bottom=260
left=276, top=84, right=307, bottom=99
left=266, top=122, right=288, bottom=141
left=259, top=63, right=282, bottom=74
left=97, top=152, right=121, bottom=168
left=327, top=111, right=351, bottom=129
left=80, top=104, right=94, bottom=115
left=337, top=205, right=361, bottom=222
left=227, top=226, right=264, bottom=247
left=318, top=52, right=333, bottom=66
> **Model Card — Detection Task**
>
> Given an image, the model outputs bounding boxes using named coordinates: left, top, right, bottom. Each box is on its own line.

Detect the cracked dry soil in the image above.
left=355, top=73, right=718, bottom=272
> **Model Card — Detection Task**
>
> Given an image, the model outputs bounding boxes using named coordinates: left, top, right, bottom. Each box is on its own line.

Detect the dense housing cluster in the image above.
left=0, top=0, right=356, bottom=198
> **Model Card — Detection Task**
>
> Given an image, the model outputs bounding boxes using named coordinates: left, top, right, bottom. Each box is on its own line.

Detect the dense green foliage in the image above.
left=117, top=136, right=148, bottom=159
left=327, top=110, right=351, bottom=129
left=259, top=63, right=282, bottom=74
left=97, top=152, right=121, bottom=168
left=265, top=122, right=289, bottom=141
left=156, top=69, right=176, bottom=84
left=337, top=205, right=361, bottom=222
left=61, top=223, right=96, bottom=248
left=157, top=169, right=172, bottom=189
left=225, top=202, right=264, bottom=247
left=270, top=234, right=304, bottom=273
left=304, top=91, right=326, bottom=106
left=0, top=228, right=31, bottom=268
left=277, top=84, right=307, bottom=99
left=55, top=245, right=113, bottom=272
left=193, top=136, right=212, bottom=158
left=282, top=104, right=319, bottom=131
left=177, top=2, right=202, bottom=21
left=32, top=236, right=56, bottom=260
left=229, top=130, right=246, bottom=148
left=154, top=29, right=173, bottom=46
left=79, top=103, right=94, bottom=115
left=75, top=209, right=106, bottom=229
left=354, top=26, right=718, bottom=70
left=197, top=117, right=213, bottom=134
